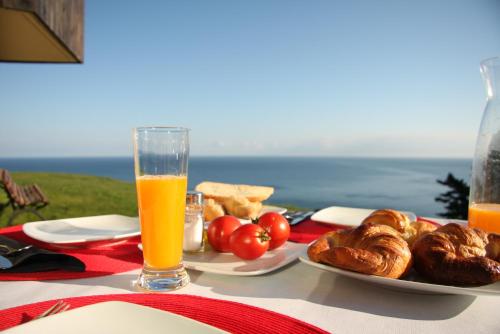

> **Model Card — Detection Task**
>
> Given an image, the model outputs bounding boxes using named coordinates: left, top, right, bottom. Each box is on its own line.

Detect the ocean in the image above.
left=0, top=157, right=471, bottom=217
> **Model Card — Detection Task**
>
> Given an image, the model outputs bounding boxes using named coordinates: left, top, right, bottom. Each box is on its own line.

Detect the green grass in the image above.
left=0, top=172, right=138, bottom=227
left=0, top=172, right=306, bottom=228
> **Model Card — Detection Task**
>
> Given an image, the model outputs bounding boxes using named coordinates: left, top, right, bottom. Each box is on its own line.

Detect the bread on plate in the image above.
left=195, top=181, right=274, bottom=220
left=195, top=181, right=274, bottom=203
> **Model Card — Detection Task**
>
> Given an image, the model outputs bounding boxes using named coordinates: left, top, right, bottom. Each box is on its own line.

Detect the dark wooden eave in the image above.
left=0, top=0, right=84, bottom=63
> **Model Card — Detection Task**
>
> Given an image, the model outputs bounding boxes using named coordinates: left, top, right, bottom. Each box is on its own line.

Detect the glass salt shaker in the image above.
left=183, top=191, right=205, bottom=252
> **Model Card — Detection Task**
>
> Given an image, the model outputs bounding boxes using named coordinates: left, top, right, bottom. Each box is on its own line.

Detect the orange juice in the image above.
left=468, top=203, right=500, bottom=233
left=136, top=175, right=187, bottom=269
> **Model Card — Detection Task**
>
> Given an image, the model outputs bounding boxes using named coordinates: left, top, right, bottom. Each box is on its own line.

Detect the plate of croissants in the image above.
left=300, top=209, right=500, bottom=296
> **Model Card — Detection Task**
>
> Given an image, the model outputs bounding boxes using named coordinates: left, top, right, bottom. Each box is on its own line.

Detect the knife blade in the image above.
left=286, top=211, right=316, bottom=226
left=0, top=254, right=13, bottom=269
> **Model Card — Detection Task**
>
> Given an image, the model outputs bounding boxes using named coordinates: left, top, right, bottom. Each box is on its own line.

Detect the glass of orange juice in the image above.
left=469, top=203, right=500, bottom=233
left=133, top=126, right=190, bottom=291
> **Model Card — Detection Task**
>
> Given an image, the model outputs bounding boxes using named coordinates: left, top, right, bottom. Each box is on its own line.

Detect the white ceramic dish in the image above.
left=311, top=206, right=417, bottom=227
left=259, top=205, right=287, bottom=215
left=139, top=242, right=306, bottom=276
left=3, top=301, right=226, bottom=334
left=221, top=205, right=287, bottom=225
left=184, top=242, right=305, bottom=275
left=299, top=248, right=500, bottom=296
left=22, top=215, right=140, bottom=246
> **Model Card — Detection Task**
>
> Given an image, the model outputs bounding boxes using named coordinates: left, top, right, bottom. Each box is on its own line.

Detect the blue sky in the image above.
left=1, top=0, right=499, bottom=158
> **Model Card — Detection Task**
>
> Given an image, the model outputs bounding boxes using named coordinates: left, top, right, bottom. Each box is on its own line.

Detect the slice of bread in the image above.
left=203, top=198, right=225, bottom=221
left=195, top=181, right=274, bottom=203
left=222, top=195, right=263, bottom=219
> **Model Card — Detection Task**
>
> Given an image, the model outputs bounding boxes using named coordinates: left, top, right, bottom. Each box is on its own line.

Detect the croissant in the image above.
left=407, top=220, right=438, bottom=247
left=361, top=209, right=437, bottom=247
left=362, top=209, right=410, bottom=232
left=307, top=223, right=412, bottom=279
left=412, top=223, right=500, bottom=285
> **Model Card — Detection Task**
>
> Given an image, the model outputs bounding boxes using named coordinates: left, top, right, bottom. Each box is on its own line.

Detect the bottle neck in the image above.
left=481, top=57, right=500, bottom=100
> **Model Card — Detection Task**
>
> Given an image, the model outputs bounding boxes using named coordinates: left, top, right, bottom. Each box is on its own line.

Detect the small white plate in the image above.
left=311, top=206, right=417, bottom=227
left=299, top=248, right=500, bottom=296
left=22, top=215, right=140, bottom=246
left=221, top=205, right=287, bottom=225
left=184, top=242, right=305, bottom=275
left=139, top=242, right=306, bottom=276
left=260, top=205, right=287, bottom=215
left=3, top=301, right=226, bottom=334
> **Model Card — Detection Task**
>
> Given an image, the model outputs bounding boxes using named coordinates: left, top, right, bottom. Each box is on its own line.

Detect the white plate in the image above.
left=3, top=301, right=226, bottom=334
left=260, top=205, right=287, bottom=215
left=22, top=215, right=140, bottom=246
left=299, top=248, right=500, bottom=296
left=220, top=205, right=287, bottom=225
left=139, top=242, right=306, bottom=276
left=184, top=242, right=305, bottom=275
left=311, top=206, right=417, bottom=227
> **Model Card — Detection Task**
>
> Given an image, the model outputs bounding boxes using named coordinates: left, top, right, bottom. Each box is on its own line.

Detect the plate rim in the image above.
left=298, top=247, right=500, bottom=296
left=175, top=242, right=306, bottom=276
left=218, top=205, right=287, bottom=225
left=22, top=214, right=140, bottom=245
left=260, top=205, right=287, bottom=214
left=182, top=241, right=305, bottom=276
left=2, top=301, right=226, bottom=333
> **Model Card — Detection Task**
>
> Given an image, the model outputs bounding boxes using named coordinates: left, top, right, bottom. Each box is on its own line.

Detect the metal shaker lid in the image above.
left=186, top=191, right=204, bottom=205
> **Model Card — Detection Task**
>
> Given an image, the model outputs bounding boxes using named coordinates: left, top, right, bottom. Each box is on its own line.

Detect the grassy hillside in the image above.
left=0, top=172, right=138, bottom=227
left=0, top=172, right=306, bottom=228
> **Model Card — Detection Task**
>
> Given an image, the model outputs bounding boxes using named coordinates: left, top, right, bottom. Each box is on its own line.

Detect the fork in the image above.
left=34, top=300, right=70, bottom=320
left=0, top=244, right=33, bottom=255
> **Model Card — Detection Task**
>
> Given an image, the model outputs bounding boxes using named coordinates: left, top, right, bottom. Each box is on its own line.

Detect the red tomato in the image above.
left=257, top=212, right=290, bottom=250
left=229, top=224, right=270, bottom=260
left=207, top=215, right=241, bottom=252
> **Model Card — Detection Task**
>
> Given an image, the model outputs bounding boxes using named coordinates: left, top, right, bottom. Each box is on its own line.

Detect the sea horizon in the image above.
left=0, top=156, right=471, bottom=217
left=0, top=155, right=472, bottom=160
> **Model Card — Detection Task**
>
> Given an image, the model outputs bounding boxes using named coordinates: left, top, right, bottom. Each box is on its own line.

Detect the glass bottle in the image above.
left=469, top=57, right=500, bottom=233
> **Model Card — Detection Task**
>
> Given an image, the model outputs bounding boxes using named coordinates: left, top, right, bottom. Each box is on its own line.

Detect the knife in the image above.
left=0, top=254, right=13, bottom=269
left=285, top=210, right=316, bottom=226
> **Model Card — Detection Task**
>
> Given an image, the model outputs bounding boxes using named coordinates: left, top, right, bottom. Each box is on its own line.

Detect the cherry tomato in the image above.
left=207, top=215, right=241, bottom=252
left=257, top=212, right=290, bottom=250
left=229, top=224, right=270, bottom=260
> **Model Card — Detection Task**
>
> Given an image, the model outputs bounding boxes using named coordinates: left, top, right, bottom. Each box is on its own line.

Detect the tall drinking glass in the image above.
left=469, top=57, right=500, bottom=233
left=133, top=127, right=190, bottom=291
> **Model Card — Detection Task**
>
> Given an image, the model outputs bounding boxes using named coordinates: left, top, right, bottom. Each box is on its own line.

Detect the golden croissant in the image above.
left=307, top=223, right=412, bottom=279
left=412, top=223, right=500, bottom=285
left=362, top=209, right=437, bottom=247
